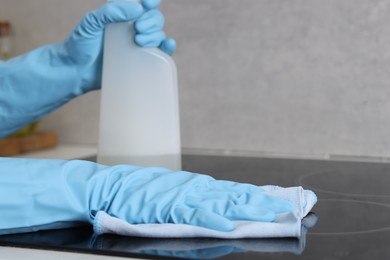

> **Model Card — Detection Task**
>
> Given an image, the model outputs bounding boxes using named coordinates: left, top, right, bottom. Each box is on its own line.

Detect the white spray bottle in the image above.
left=97, top=0, right=181, bottom=170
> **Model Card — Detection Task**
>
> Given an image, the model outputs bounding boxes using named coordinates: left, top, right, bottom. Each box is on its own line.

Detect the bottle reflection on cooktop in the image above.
left=0, top=214, right=317, bottom=259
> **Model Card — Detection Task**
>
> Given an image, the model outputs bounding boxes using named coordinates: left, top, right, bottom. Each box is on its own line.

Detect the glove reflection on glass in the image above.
left=0, top=158, right=294, bottom=235
left=0, top=214, right=318, bottom=260
left=0, top=0, right=176, bottom=138
left=93, top=214, right=318, bottom=259
left=93, top=213, right=317, bottom=259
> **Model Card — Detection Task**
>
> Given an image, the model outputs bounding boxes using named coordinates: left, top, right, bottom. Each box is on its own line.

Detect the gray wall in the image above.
left=2, top=0, right=390, bottom=159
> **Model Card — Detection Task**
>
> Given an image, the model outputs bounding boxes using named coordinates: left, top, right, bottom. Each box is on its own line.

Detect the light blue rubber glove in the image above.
left=0, top=158, right=294, bottom=235
left=0, top=0, right=175, bottom=139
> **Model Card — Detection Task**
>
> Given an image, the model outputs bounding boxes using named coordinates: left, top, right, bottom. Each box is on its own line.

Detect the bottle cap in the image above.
left=0, top=21, right=11, bottom=37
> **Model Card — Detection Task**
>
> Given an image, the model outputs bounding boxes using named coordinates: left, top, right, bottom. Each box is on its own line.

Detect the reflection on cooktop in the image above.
left=94, top=231, right=308, bottom=259
left=0, top=222, right=312, bottom=259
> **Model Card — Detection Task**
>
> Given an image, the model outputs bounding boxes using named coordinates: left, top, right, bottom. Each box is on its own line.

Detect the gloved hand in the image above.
left=0, top=0, right=175, bottom=139
left=0, top=158, right=294, bottom=234
left=65, top=0, right=176, bottom=92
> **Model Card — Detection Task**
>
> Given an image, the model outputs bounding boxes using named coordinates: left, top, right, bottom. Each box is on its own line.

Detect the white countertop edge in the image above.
left=0, top=246, right=143, bottom=260
left=12, top=144, right=98, bottom=160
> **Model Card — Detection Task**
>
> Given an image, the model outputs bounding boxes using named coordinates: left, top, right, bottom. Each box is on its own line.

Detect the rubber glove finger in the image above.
left=189, top=190, right=293, bottom=213
left=135, top=9, right=164, bottom=34
left=224, top=205, right=276, bottom=222
left=141, top=0, right=161, bottom=10
left=234, top=193, right=295, bottom=213
left=172, top=208, right=234, bottom=232
left=187, top=194, right=294, bottom=216
left=188, top=190, right=241, bottom=201
left=208, top=180, right=263, bottom=193
left=160, top=38, right=176, bottom=55
left=186, top=198, right=276, bottom=222
left=186, top=197, right=239, bottom=216
left=186, top=182, right=264, bottom=202
left=135, top=31, right=166, bottom=47
left=80, top=2, right=143, bottom=35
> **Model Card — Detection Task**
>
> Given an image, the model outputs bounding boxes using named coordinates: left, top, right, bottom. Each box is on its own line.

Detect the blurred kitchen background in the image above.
left=1, top=0, right=390, bottom=161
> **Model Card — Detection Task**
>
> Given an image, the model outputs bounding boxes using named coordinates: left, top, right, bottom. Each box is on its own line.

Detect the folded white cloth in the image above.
left=93, top=186, right=317, bottom=239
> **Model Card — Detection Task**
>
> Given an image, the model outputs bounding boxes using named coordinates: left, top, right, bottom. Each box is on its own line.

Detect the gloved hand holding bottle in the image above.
left=0, top=0, right=175, bottom=139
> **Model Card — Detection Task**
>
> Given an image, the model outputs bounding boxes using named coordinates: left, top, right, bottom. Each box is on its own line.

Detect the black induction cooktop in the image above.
left=1, top=154, right=390, bottom=259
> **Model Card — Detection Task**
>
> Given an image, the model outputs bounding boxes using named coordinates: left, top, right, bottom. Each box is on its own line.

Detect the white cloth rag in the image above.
left=93, top=186, right=317, bottom=239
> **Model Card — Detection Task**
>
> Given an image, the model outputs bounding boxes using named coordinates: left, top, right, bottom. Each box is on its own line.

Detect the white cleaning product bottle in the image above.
left=97, top=0, right=181, bottom=170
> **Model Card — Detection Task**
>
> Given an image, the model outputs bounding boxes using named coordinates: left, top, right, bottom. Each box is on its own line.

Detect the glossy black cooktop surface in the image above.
left=1, top=155, right=390, bottom=259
